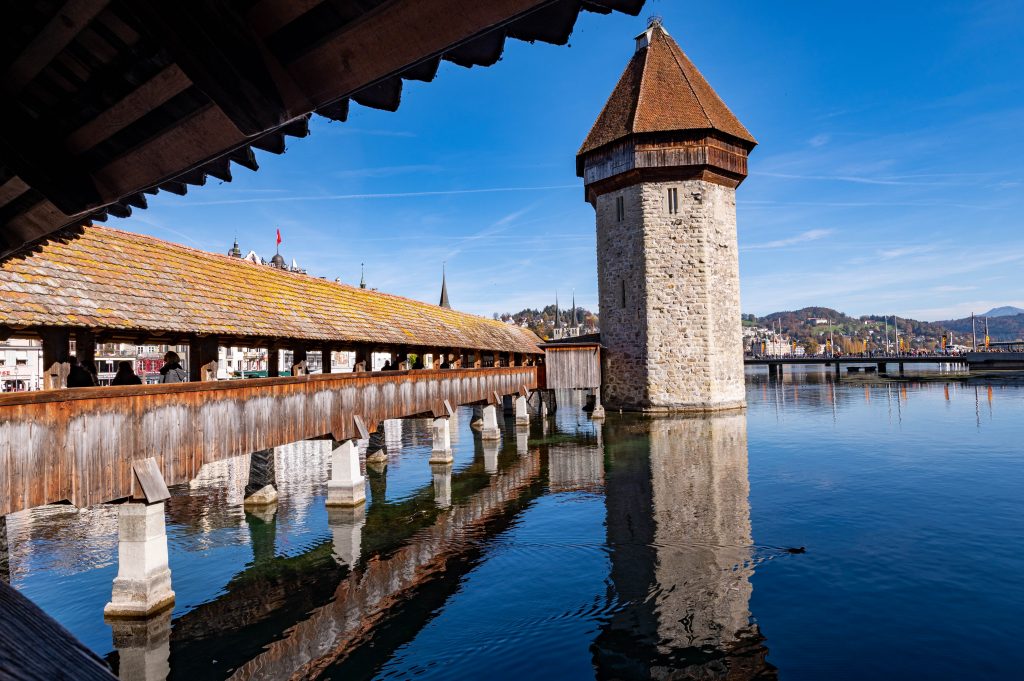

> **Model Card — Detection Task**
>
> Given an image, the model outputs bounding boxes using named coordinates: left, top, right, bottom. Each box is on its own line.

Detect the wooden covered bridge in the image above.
left=0, top=222, right=546, bottom=618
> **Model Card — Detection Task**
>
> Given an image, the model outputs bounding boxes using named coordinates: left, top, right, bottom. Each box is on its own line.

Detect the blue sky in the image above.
left=113, top=0, right=1024, bottom=322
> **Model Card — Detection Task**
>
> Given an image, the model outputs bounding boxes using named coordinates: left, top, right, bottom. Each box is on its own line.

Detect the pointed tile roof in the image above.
left=578, top=23, right=755, bottom=158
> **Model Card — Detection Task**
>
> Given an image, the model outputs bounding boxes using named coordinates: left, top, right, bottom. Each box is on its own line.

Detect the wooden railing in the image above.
left=0, top=367, right=538, bottom=516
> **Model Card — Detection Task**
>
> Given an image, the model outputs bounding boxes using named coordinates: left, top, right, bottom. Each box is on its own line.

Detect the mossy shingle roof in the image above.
left=0, top=225, right=542, bottom=354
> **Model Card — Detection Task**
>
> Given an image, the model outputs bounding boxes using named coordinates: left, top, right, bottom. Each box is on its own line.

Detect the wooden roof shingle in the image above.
left=0, top=225, right=542, bottom=354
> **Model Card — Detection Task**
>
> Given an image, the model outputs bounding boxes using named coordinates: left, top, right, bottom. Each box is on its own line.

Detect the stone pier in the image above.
left=326, top=440, right=366, bottom=507
left=104, top=502, right=175, bottom=618
left=481, top=404, right=501, bottom=441
left=429, top=416, right=453, bottom=464
left=243, top=447, right=278, bottom=507
left=515, top=393, right=530, bottom=426
left=366, top=422, right=388, bottom=464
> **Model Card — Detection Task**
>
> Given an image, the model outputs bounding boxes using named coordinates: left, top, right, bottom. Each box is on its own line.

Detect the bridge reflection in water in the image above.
left=8, top=402, right=776, bottom=679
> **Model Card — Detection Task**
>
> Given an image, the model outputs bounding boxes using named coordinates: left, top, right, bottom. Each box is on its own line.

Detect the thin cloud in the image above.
left=742, top=228, right=833, bottom=250
left=758, top=171, right=958, bottom=187
left=172, top=185, right=578, bottom=206
left=333, top=164, right=442, bottom=179
left=877, top=245, right=937, bottom=259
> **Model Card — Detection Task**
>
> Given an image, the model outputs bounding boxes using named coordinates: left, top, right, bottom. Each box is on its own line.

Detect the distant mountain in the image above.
left=940, top=313, right=1024, bottom=342
left=982, top=306, right=1024, bottom=318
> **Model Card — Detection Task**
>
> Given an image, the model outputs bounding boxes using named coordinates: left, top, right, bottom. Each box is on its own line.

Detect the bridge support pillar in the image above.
left=366, top=422, right=387, bottom=464
left=502, top=394, right=514, bottom=417
left=470, top=405, right=484, bottom=429
left=899, top=362, right=905, bottom=376
left=429, top=417, right=453, bottom=464
left=108, top=608, right=172, bottom=681
left=327, top=440, right=366, bottom=507
left=104, top=502, right=175, bottom=619
left=481, top=405, right=500, bottom=441
left=877, top=362, right=886, bottom=374
left=243, top=448, right=278, bottom=508
left=328, top=505, right=365, bottom=566
left=590, top=390, right=606, bottom=420
left=430, top=462, right=453, bottom=508
left=834, top=362, right=841, bottom=378
left=515, top=394, right=530, bottom=425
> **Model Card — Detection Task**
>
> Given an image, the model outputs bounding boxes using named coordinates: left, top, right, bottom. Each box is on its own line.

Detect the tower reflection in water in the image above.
left=595, top=412, right=777, bottom=679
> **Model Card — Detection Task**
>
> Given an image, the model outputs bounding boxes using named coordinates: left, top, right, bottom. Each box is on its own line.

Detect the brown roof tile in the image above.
left=0, top=225, right=542, bottom=354
left=578, top=24, right=756, bottom=158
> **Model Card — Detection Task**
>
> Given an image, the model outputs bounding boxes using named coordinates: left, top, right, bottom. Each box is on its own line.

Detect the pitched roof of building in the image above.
left=0, top=225, right=541, bottom=354
left=578, top=23, right=756, bottom=158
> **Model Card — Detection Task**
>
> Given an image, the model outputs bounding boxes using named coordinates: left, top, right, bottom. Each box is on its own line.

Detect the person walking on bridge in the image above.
left=159, top=351, right=187, bottom=383
left=111, top=361, right=142, bottom=386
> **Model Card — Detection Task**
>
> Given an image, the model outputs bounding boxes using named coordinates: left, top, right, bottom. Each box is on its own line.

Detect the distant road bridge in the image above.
left=744, top=355, right=970, bottom=378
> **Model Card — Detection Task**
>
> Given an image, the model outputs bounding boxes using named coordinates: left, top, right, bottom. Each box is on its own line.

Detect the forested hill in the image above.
left=748, top=307, right=948, bottom=346
left=939, top=313, right=1024, bottom=341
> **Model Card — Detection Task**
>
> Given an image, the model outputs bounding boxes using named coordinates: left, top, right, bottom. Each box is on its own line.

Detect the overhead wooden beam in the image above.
left=288, top=0, right=558, bottom=103
left=65, top=65, right=192, bottom=154
left=3, top=0, right=111, bottom=94
left=123, top=2, right=300, bottom=136
left=0, top=104, right=102, bottom=214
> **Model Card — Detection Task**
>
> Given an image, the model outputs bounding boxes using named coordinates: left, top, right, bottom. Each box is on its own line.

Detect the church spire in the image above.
left=359, top=262, right=366, bottom=289
left=439, top=263, right=451, bottom=309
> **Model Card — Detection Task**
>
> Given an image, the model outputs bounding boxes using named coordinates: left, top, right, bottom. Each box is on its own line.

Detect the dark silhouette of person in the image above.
left=380, top=360, right=392, bottom=372
left=66, top=356, right=96, bottom=388
left=412, top=357, right=424, bottom=370
left=111, top=361, right=143, bottom=386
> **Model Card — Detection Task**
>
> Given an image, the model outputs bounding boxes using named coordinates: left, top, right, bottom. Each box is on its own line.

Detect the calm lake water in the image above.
left=5, top=368, right=1024, bottom=679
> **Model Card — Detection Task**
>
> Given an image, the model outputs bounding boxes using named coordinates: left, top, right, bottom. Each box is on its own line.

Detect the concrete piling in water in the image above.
left=104, top=502, right=175, bottom=619
left=326, top=440, right=366, bottom=507
left=481, top=405, right=501, bottom=441
left=429, top=417, right=453, bottom=464
left=243, top=447, right=278, bottom=508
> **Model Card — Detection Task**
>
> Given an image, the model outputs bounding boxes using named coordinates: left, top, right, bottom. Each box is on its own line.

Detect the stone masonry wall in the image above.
left=595, top=179, right=745, bottom=411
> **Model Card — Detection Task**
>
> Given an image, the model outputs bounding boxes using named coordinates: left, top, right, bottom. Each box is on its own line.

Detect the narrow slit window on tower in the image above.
left=616, top=195, right=625, bottom=222
left=667, top=187, right=679, bottom=214
left=620, top=279, right=626, bottom=308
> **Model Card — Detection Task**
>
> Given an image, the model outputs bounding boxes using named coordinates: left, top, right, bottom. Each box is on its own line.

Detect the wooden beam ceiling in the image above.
left=0, top=0, right=645, bottom=259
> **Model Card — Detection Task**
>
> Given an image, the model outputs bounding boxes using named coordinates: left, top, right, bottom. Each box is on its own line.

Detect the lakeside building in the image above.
left=0, top=338, right=43, bottom=392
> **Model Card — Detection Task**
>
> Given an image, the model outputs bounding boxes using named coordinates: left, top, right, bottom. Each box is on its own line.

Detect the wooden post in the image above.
left=40, top=328, right=70, bottom=390
left=74, top=329, right=97, bottom=376
left=266, top=344, right=280, bottom=377
left=354, top=345, right=369, bottom=372
left=321, top=345, right=333, bottom=374
left=292, top=346, right=308, bottom=376
left=190, top=336, right=219, bottom=381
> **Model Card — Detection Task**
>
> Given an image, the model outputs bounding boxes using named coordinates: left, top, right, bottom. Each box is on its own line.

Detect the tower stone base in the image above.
left=596, top=180, right=746, bottom=413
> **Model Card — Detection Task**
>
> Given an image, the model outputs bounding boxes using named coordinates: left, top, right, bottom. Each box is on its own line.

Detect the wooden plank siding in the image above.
left=544, top=345, right=601, bottom=389
left=0, top=366, right=537, bottom=516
